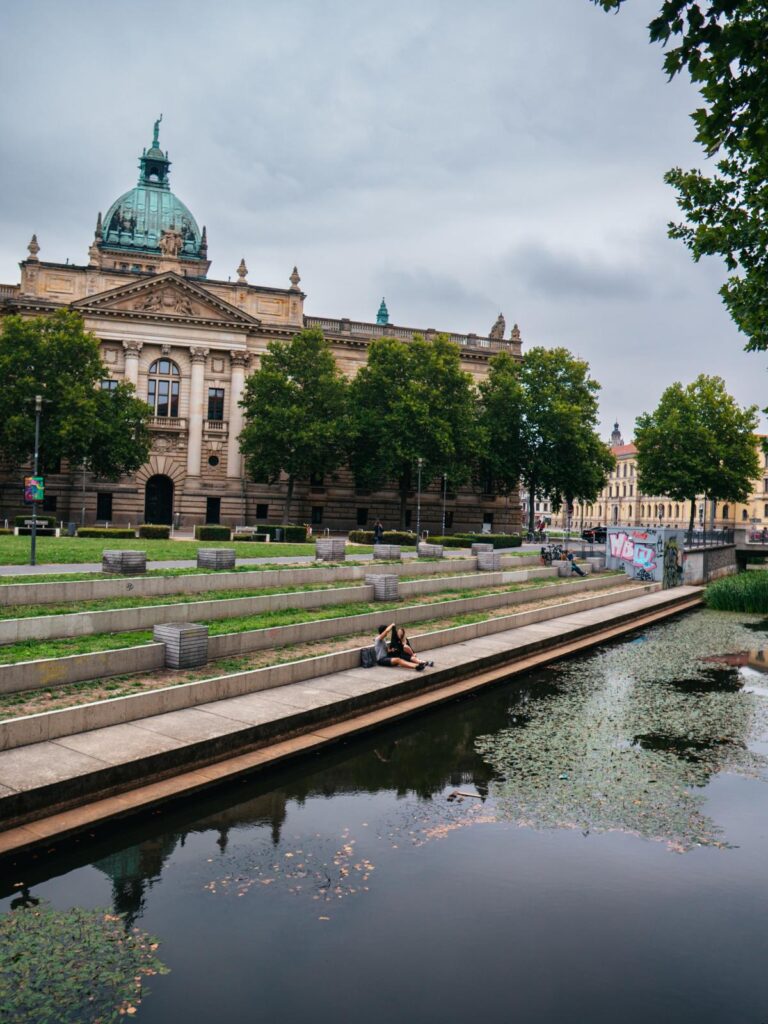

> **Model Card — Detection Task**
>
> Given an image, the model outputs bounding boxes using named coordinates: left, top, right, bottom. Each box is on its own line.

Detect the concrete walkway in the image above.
left=0, top=585, right=701, bottom=853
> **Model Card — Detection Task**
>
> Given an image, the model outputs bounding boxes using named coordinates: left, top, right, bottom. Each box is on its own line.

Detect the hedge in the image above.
left=453, top=533, right=523, bottom=549
left=138, top=524, right=171, bottom=539
left=77, top=527, right=137, bottom=538
left=0, top=528, right=13, bottom=535
left=255, top=524, right=308, bottom=543
left=427, top=535, right=468, bottom=548
left=13, top=515, right=57, bottom=528
left=348, top=530, right=417, bottom=545
left=195, top=525, right=232, bottom=541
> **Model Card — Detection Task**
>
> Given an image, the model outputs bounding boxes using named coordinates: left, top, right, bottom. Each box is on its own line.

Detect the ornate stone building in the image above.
left=0, top=121, right=523, bottom=532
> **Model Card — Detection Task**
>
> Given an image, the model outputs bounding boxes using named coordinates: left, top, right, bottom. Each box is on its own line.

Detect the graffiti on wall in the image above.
left=606, top=528, right=684, bottom=588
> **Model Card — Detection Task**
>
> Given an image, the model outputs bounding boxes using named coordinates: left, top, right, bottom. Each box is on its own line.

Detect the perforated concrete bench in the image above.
left=102, top=550, right=147, bottom=575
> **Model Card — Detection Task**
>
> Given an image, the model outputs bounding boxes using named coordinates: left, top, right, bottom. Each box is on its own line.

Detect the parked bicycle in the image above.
left=540, top=543, right=564, bottom=566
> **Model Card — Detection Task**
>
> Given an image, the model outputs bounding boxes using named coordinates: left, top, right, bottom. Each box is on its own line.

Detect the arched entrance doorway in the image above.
left=145, top=475, right=174, bottom=525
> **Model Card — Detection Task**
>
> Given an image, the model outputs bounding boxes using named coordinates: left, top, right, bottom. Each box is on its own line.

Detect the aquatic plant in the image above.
left=704, top=570, right=768, bottom=613
left=476, top=610, right=768, bottom=851
left=0, top=900, right=169, bottom=1023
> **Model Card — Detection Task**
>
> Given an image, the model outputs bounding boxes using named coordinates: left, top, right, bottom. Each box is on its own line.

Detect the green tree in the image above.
left=0, top=311, right=150, bottom=479
left=634, top=374, right=759, bottom=532
left=239, top=328, right=349, bottom=523
left=348, top=334, right=480, bottom=529
left=593, top=1, right=768, bottom=350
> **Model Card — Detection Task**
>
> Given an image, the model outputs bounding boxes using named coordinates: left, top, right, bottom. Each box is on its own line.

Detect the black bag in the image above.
left=360, top=647, right=376, bottom=669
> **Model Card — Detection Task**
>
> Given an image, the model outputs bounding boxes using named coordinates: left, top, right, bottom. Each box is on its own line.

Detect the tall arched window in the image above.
left=722, top=504, right=729, bottom=520
left=147, top=358, right=180, bottom=418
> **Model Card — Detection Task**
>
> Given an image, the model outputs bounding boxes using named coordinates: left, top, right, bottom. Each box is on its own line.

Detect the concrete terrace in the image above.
left=0, top=584, right=702, bottom=858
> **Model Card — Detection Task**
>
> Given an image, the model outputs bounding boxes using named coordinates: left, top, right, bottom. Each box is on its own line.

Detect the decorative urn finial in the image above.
left=237, top=258, right=248, bottom=283
left=289, top=266, right=301, bottom=290
left=27, top=234, right=40, bottom=261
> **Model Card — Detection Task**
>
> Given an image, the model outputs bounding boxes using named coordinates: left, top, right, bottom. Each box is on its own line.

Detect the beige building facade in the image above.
left=0, top=123, right=522, bottom=533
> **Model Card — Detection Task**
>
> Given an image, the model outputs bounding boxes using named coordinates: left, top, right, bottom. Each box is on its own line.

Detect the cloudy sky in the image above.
left=1, top=0, right=765, bottom=436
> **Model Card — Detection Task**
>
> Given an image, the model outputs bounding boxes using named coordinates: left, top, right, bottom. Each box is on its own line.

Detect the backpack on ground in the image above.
left=360, top=646, right=376, bottom=668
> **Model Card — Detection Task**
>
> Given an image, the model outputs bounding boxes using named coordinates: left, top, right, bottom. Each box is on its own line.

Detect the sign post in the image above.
left=27, top=394, right=44, bottom=566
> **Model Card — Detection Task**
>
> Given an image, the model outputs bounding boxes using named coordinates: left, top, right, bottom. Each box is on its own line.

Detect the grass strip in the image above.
left=0, top=575, right=619, bottom=665
left=0, top=581, right=634, bottom=721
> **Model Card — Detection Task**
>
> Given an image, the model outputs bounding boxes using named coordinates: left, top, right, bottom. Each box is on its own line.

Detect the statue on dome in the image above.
left=153, top=114, right=162, bottom=148
left=159, top=228, right=183, bottom=256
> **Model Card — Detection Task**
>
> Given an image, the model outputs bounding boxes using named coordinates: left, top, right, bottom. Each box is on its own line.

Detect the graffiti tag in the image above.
left=608, top=531, right=657, bottom=571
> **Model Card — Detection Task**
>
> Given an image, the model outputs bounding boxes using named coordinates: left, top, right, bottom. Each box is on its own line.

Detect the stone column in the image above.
left=227, top=351, right=250, bottom=479
left=186, top=347, right=208, bottom=477
left=122, top=340, right=143, bottom=386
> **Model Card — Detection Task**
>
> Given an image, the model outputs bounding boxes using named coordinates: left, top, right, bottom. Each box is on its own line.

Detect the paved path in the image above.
left=0, top=585, right=701, bottom=853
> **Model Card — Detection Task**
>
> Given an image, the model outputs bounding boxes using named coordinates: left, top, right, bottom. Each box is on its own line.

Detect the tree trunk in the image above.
left=528, top=479, right=536, bottom=534
left=282, top=474, right=295, bottom=525
left=688, top=496, right=696, bottom=534
left=398, top=482, right=408, bottom=531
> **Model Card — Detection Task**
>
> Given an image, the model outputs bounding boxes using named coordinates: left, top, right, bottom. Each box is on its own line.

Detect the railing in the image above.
left=304, top=316, right=512, bottom=352
left=203, top=419, right=228, bottom=433
left=149, top=416, right=187, bottom=431
left=0, top=284, right=18, bottom=297
left=745, top=527, right=768, bottom=545
left=684, top=528, right=734, bottom=548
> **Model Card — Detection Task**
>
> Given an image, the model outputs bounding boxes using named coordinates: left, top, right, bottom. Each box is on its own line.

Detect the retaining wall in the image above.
left=0, top=554, right=540, bottom=609
left=0, top=579, right=656, bottom=752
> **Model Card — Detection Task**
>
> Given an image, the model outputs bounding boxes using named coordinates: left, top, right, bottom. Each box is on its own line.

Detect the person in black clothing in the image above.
left=374, top=623, right=425, bottom=669
left=390, top=625, right=434, bottom=668
left=373, top=520, right=384, bottom=544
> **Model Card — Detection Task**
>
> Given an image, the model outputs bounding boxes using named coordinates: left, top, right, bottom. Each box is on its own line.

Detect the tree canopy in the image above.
left=348, top=334, right=480, bottom=529
left=239, top=328, right=349, bottom=523
left=0, top=311, right=150, bottom=479
left=634, top=373, right=759, bottom=531
left=593, top=1, right=768, bottom=349
left=482, top=346, right=610, bottom=532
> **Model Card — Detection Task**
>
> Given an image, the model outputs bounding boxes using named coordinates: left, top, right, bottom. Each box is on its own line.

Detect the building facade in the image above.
left=0, top=122, right=523, bottom=533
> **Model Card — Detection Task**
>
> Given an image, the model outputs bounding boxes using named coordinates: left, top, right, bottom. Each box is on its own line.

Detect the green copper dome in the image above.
left=101, top=117, right=204, bottom=262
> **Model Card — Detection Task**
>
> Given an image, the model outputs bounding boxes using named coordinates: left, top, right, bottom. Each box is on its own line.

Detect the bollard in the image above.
left=471, top=543, right=494, bottom=554
left=153, top=622, right=209, bottom=669
left=417, top=542, right=444, bottom=558
left=102, top=550, right=147, bottom=575
left=315, top=538, right=346, bottom=561
left=364, top=574, right=400, bottom=600
left=197, top=548, right=236, bottom=570
left=373, top=544, right=402, bottom=561
left=477, top=552, right=502, bottom=571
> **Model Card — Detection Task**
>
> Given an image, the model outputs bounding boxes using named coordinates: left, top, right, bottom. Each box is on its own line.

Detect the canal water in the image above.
left=2, top=608, right=768, bottom=1023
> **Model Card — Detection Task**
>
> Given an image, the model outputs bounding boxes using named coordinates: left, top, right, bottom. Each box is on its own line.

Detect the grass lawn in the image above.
left=0, top=535, right=373, bottom=565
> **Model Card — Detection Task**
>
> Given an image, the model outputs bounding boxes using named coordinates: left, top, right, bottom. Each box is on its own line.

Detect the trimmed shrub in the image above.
left=427, top=535, right=468, bottom=548
left=77, top=527, right=137, bottom=538
left=349, top=530, right=374, bottom=544
left=252, top=524, right=308, bottom=543
left=233, top=533, right=256, bottom=542
left=383, top=530, right=417, bottom=545
left=195, top=525, right=232, bottom=541
left=705, top=570, right=768, bottom=613
left=454, top=532, right=523, bottom=549
left=13, top=514, right=57, bottom=528
left=138, top=524, right=171, bottom=539
left=0, top=528, right=13, bottom=535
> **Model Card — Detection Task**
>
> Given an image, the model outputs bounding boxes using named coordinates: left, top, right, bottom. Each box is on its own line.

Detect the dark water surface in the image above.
left=2, top=609, right=768, bottom=1023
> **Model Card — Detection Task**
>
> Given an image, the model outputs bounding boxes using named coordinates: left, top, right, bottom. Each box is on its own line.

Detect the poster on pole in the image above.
left=24, top=476, right=44, bottom=503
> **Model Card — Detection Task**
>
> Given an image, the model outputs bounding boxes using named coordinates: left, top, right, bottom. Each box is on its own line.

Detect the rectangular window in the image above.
left=405, top=510, right=412, bottom=528
left=483, top=511, right=495, bottom=526
left=256, top=503, right=268, bottom=520
left=356, top=507, right=368, bottom=526
left=42, top=495, right=57, bottom=513
left=629, top=484, right=634, bottom=497
left=444, top=511, right=454, bottom=529
left=311, top=505, right=324, bottom=525
left=96, top=493, right=113, bottom=521
left=101, top=379, right=118, bottom=392
left=764, top=503, right=768, bottom=518
left=206, top=497, right=221, bottom=524
left=207, top=388, right=225, bottom=421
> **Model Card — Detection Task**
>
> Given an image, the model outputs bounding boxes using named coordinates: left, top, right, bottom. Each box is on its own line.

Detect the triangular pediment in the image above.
left=72, top=272, right=260, bottom=328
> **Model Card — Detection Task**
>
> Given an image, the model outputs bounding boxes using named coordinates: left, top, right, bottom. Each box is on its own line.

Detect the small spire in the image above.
left=289, top=266, right=301, bottom=290
left=94, top=212, right=102, bottom=240
left=200, top=225, right=208, bottom=257
left=27, top=234, right=40, bottom=261
left=376, top=297, right=389, bottom=325
left=237, top=258, right=248, bottom=283
left=152, top=114, right=163, bottom=148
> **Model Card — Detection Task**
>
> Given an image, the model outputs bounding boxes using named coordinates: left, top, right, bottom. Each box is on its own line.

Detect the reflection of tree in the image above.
left=476, top=611, right=768, bottom=851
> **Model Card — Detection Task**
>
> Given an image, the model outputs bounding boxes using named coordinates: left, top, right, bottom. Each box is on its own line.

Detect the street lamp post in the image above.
left=416, top=458, right=424, bottom=539
left=30, top=394, right=42, bottom=567
left=441, top=473, right=447, bottom=536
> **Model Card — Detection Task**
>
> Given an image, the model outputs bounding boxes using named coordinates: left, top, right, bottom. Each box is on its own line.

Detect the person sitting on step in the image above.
left=374, top=623, right=428, bottom=670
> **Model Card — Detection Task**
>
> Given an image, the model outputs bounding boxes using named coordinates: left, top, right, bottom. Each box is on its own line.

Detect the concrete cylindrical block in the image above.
left=477, top=552, right=502, bottom=571
left=417, top=542, right=444, bottom=559
left=373, top=544, right=401, bottom=560
left=102, top=550, right=147, bottom=575
left=153, top=622, right=209, bottom=669
left=471, top=543, right=494, bottom=554
left=364, top=573, right=400, bottom=601
left=197, top=548, right=236, bottom=570
left=316, top=538, right=346, bottom=561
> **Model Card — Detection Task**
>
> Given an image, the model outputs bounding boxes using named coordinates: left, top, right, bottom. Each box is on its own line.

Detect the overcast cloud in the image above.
left=1, top=0, right=765, bottom=437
